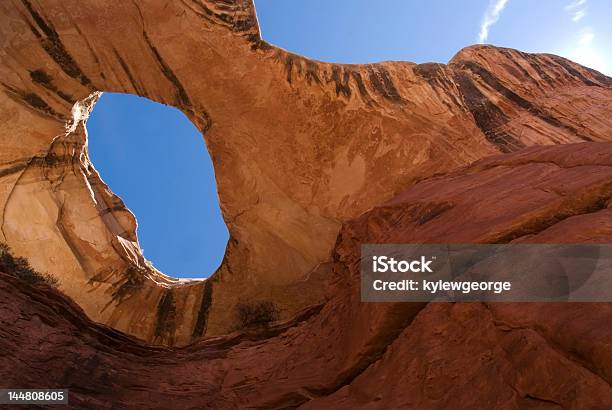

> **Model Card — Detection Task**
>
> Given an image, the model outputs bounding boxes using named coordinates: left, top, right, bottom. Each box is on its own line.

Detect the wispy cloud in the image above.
left=572, top=9, right=586, bottom=22
left=565, top=0, right=587, bottom=10
left=565, top=0, right=587, bottom=22
left=478, top=0, right=510, bottom=43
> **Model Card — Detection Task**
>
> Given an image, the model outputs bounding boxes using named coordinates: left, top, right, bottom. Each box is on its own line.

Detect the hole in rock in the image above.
left=87, top=93, right=229, bottom=278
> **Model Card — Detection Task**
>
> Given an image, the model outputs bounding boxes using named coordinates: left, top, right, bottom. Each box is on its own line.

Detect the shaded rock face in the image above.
left=1, top=5, right=612, bottom=406
left=1, top=0, right=611, bottom=347
left=2, top=143, right=612, bottom=408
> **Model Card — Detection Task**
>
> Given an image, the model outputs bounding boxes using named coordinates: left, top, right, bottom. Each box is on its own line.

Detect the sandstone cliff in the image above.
left=1, top=0, right=610, bottom=347
left=2, top=142, right=612, bottom=408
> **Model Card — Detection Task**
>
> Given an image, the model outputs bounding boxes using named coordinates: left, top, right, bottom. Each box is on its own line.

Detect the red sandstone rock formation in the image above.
left=1, top=0, right=611, bottom=408
left=1, top=0, right=610, bottom=346
left=2, top=142, right=612, bottom=408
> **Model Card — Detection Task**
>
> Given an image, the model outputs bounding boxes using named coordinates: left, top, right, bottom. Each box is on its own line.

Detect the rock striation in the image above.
left=1, top=0, right=611, bottom=346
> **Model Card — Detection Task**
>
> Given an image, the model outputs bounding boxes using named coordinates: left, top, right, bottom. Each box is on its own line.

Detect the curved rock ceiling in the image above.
left=1, top=0, right=611, bottom=346
left=1, top=1, right=612, bottom=406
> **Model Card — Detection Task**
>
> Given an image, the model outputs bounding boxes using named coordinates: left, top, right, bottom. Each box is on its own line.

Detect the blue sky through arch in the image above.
left=88, top=93, right=229, bottom=278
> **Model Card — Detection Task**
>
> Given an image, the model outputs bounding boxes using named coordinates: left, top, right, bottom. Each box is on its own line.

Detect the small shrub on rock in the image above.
left=236, top=300, right=279, bottom=329
left=0, top=242, right=59, bottom=287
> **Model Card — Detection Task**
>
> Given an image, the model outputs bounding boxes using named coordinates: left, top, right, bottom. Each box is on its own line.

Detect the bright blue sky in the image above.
left=88, top=95, right=228, bottom=278
left=255, top=0, right=610, bottom=73
left=88, top=0, right=611, bottom=278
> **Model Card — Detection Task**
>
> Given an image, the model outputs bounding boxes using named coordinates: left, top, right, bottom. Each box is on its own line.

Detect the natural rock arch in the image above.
left=1, top=0, right=611, bottom=347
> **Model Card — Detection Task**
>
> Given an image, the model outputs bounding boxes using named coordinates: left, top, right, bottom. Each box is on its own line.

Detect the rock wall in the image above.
left=0, top=0, right=611, bottom=348
left=1, top=142, right=611, bottom=408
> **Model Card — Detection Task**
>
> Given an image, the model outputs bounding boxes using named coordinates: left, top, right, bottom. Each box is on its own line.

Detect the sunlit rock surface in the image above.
left=0, top=3, right=611, bottom=403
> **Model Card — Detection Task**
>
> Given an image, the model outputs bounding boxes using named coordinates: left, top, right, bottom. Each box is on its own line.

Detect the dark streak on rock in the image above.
left=183, top=0, right=215, bottom=25
left=23, top=92, right=63, bottom=117
left=1, top=82, right=66, bottom=120
left=547, top=55, right=601, bottom=87
left=187, top=0, right=258, bottom=34
left=112, top=48, right=143, bottom=96
left=143, top=32, right=190, bottom=107
left=413, top=63, right=445, bottom=82
left=215, top=0, right=256, bottom=33
left=0, top=163, right=28, bottom=179
left=582, top=66, right=612, bottom=86
left=191, top=110, right=213, bottom=135
left=20, top=0, right=92, bottom=88
left=30, top=69, right=75, bottom=104
left=30, top=69, right=52, bottom=85
left=520, top=53, right=556, bottom=85
left=74, top=23, right=100, bottom=65
left=367, top=67, right=402, bottom=102
left=524, top=394, right=563, bottom=407
left=350, top=71, right=372, bottom=101
left=37, top=152, right=70, bottom=168
left=410, top=63, right=433, bottom=81
left=72, top=20, right=106, bottom=84
left=192, top=280, right=213, bottom=339
left=498, top=49, right=534, bottom=81
left=0, top=154, right=70, bottom=180
left=413, top=63, right=463, bottom=109
left=246, top=34, right=273, bottom=51
left=285, top=55, right=294, bottom=84
left=110, top=266, right=145, bottom=303
left=305, top=61, right=322, bottom=86
left=155, top=289, right=177, bottom=346
left=55, top=90, right=74, bottom=104
left=452, top=73, right=523, bottom=153
left=462, top=61, right=535, bottom=110
left=461, top=61, right=592, bottom=141
left=331, top=65, right=351, bottom=98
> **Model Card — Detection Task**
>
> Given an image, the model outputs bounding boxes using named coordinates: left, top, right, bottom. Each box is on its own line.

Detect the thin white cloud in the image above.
left=478, top=0, right=510, bottom=43
left=565, top=0, right=587, bottom=22
left=572, top=9, right=586, bottom=22
left=564, top=0, right=587, bottom=11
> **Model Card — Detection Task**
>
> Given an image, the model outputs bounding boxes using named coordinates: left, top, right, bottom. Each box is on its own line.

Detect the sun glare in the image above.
left=560, top=30, right=611, bottom=76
